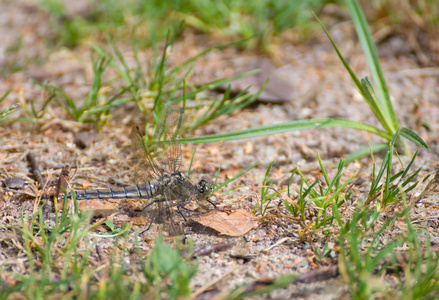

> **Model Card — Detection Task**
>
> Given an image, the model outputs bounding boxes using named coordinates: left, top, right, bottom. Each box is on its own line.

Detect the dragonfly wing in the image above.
left=158, top=190, right=185, bottom=236
left=130, top=104, right=189, bottom=236
left=129, top=104, right=184, bottom=184
left=154, top=176, right=200, bottom=236
left=130, top=126, right=162, bottom=183
left=151, top=105, right=183, bottom=174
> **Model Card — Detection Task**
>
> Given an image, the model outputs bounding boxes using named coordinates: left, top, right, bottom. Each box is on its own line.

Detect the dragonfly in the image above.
left=67, top=105, right=215, bottom=235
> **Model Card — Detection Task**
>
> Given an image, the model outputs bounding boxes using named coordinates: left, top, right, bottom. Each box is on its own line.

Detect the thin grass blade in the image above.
left=346, top=0, right=398, bottom=131
left=400, top=127, right=429, bottom=149
left=213, top=161, right=259, bottom=192
left=179, top=118, right=391, bottom=144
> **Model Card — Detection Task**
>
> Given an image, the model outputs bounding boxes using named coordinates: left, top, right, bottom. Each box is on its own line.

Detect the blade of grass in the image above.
left=179, top=118, right=391, bottom=144
left=344, top=143, right=388, bottom=164
left=213, top=161, right=259, bottom=192
left=346, top=0, right=398, bottom=131
left=313, top=12, right=394, bottom=134
left=0, top=103, right=19, bottom=120
left=400, top=127, right=429, bottom=149
left=187, top=146, right=197, bottom=177
left=81, top=55, right=109, bottom=115
left=0, top=88, right=12, bottom=103
left=317, top=153, right=330, bottom=187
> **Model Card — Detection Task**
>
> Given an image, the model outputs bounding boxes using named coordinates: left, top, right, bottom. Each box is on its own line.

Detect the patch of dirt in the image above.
left=1, top=1, right=439, bottom=298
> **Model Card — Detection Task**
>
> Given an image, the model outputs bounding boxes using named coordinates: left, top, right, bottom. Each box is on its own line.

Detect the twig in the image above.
left=410, top=168, right=439, bottom=209
left=295, top=265, right=339, bottom=283
left=26, top=151, right=52, bottom=215
left=54, top=165, right=70, bottom=212
left=264, top=237, right=292, bottom=252
left=26, top=152, right=46, bottom=189
left=192, top=241, right=234, bottom=258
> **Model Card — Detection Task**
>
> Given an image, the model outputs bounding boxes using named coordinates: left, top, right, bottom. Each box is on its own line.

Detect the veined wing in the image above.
left=152, top=105, right=184, bottom=174
left=157, top=173, right=205, bottom=236
left=141, top=172, right=199, bottom=236
left=130, top=104, right=184, bottom=181
left=159, top=190, right=185, bottom=236
left=130, top=104, right=187, bottom=235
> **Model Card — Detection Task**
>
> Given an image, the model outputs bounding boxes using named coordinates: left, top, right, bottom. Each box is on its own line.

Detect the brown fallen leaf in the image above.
left=191, top=209, right=260, bottom=236
left=129, top=216, right=149, bottom=226
left=77, top=199, right=118, bottom=216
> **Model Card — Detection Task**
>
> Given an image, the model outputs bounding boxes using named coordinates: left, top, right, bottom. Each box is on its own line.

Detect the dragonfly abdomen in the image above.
left=70, top=181, right=160, bottom=200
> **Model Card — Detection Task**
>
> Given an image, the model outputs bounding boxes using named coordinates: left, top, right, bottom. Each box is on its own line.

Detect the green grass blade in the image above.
left=179, top=118, right=391, bottom=144
left=0, top=103, right=19, bottom=120
left=313, top=13, right=394, bottom=134
left=317, top=153, right=330, bottom=187
left=82, top=56, right=108, bottom=114
left=105, top=32, right=135, bottom=85
left=326, top=159, right=345, bottom=196
left=401, top=151, right=418, bottom=179
left=0, top=88, right=12, bottom=103
left=213, top=161, right=259, bottom=192
left=344, top=143, right=388, bottom=164
left=188, top=85, right=232, bottom=131
left=187, top=146, right=197, bottom=177
left=302, top=180, right=319, bottom=200
left=346, top=0, right=398, bottom=131
left=400, top=127, right=429, bottom=149
left=327, top=168, right=357, bottom=204
left=180, top=69, right=261, bottom=101
left=152, top=32, right=170, bottom=112
left=360, top=77, right=391, bottom=131
left=369, top=150, right=389, bottom=197
left=89, top=42, right=136, bottom=98
left=43, top=84, right=79, bottom=118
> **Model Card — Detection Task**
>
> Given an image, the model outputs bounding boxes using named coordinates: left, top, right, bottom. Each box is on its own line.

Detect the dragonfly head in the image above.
left=197, top=179, right=212, bottom=197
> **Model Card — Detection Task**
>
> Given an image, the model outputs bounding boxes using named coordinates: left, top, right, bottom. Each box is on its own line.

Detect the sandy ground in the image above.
left=1, top=1, right=439, bottom=298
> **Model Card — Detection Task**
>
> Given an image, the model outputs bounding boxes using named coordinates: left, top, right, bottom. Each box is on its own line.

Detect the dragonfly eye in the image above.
left=197, top=179, right=212, bottom=196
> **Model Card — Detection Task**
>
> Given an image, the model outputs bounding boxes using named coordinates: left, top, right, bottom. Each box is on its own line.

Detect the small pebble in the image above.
left=74, top=131, right=101, bottom=149
left=4, top=177, right=25, bottom=189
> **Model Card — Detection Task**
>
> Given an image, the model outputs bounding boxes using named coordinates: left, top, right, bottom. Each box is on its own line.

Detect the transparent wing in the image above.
left=160, top=193, right=185, bottom=236
left=159, top=180, right=197, bottom=236
left=130, top=105, right=183, bottom=183
left=130, top=104, right=186, bottom=235
left=163, top=175, right=211, bottom=235
left=151, top=105, right=184, bottom=174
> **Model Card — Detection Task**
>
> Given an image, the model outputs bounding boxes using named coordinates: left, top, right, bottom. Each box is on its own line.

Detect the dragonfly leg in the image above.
left=142, top=198, right=164, bottom=212
left=140, top=208, right=163, bottom=235
left=140, top=202, right=164, bottom=234
left=206, top=198, right=217, bottom=209
left=141, top=204, right=185, bottom=235
left=139, top=220, right=153, bottom=236
left=177, top=203, right=188, bottom=223
left=144, top=215, right=155, bottom=232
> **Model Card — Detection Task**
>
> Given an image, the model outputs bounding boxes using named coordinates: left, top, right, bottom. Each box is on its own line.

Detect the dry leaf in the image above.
left=191, top=209, right=260, bottom=236
left=77, top=199, right=118, bottom=216
left=129, top=216, right=149, bottom=226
